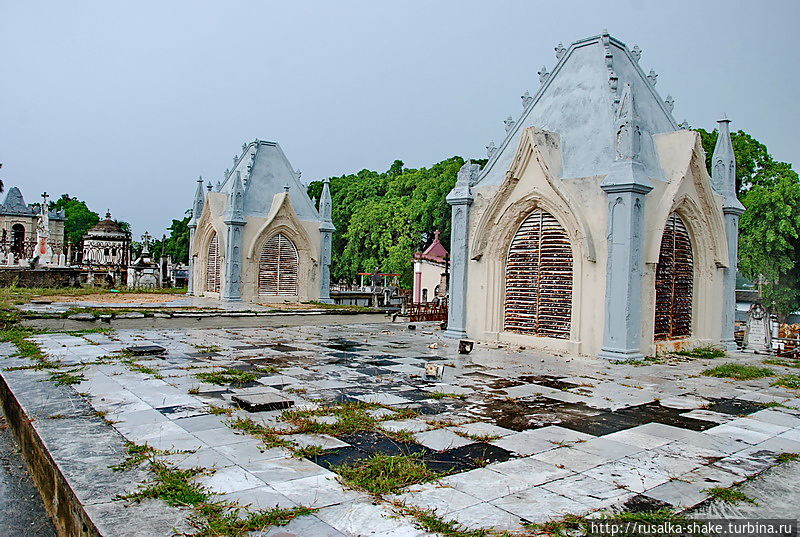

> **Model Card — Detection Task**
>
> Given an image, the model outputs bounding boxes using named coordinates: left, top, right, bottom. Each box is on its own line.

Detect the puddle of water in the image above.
left=517, top=375, right=580, bottom=391
left=324, top=340, right=366, bottom=352
left=617, top=402, right=716, bottom=432
left=705, top=398, right=767, bottom=416
left=622, top=494, right=673, bottom=513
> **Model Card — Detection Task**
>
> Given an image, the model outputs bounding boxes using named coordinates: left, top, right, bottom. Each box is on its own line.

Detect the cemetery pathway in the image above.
left=0, top=415, right=56, bottom=537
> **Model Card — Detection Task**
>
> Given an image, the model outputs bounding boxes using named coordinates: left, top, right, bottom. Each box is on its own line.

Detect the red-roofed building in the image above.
left=413, top=230, right=448, bottom=303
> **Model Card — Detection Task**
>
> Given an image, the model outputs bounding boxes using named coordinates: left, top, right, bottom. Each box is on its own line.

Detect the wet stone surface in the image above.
left=13, top=321, right=800, bottom=534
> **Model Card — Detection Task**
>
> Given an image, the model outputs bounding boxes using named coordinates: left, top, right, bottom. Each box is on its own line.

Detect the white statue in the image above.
left=35, top=192, right=53, bottom=265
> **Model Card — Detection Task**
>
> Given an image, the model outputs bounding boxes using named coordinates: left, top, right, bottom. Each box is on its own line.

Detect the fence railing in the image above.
left=409, top=300, right=448, bottom=322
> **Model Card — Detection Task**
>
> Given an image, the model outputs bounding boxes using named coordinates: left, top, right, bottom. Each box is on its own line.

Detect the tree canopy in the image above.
left=50, top=194, right=100, bottom=244
left=308, top=157, right=469, bottom=287
left=698, top=128, right=800, bottom=318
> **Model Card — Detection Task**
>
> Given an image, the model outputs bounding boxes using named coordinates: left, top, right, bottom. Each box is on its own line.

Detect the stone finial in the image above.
left=521, top=90, right=533, bottom=108
left=614, top=83, right=641, bottom=162
left=224, top=168, right=230, bottom=177
left=664, top=95, right=674, bottom=113
left=678, top=120, right=690, bottom=130
left=241, top=143, right=247, bottom=151
left=233, top=155, right=238, bottom=165
left=504, top=115, right=515, bottom=133
left=711, top=115, right=736, bottom=198
left=555, top=42, right=566, bottom=59
left=296, top=169, right=302, bottom=179
left=538, top=66, right=550, bottom=84
left=631, top=45, right=641, bottom=61
left=320, top=176, right=334, bottom=226
left=105, top=210, right=111, bottom=219
left=486, top=141, right=496, bottom=158
left=216, top=181, right=222, bottom=191
left=283, top=183, right=290, bottom=193
left=455, top=160, right=481, bottom=187
left=192, top=177, right=206, bottom=223
left=647, top=69, right=658, bottom=86
left=228, top=171, right=245, bottom=222
left=206, top=181, right=213, bottom=192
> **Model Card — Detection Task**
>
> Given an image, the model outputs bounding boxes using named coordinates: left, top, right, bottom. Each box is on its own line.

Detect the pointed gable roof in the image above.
left=475, top=32, right=678, bottom=188
left=1, top=187, right=33, bottom=215
left=218, top=140, right=320, bottom=223
left=416, top=230, right=448, bottom=263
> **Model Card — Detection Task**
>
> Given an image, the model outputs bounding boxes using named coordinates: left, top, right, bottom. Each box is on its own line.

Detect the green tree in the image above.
left=146, top=216, right=191, bottom=264
left=50, top=194, right=100, bottom=244
left=699, top=128, right=800, bottom=318
left=308, top=157, right=466, bottom=287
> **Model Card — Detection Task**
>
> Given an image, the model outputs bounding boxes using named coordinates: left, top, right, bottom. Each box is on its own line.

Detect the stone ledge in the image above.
left=0, top=344, right=190, bottom=537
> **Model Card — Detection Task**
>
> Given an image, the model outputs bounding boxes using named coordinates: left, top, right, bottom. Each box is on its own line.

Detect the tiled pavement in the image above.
left=27, top=322, right=800, bottom=535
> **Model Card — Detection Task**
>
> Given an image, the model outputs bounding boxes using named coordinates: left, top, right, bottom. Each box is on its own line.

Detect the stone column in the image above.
left=319, top=223, right=334, bottom=303
left=318, top=177, right=335, bottom=304
left=598, top=185, right=651, bottom=361
left=721, top=207, right=744, bottom=349
left=222, top=172, right=246, bottom=301
left=222, top=222, right=244, bottom=301
left=187, top=225, right=196, bottom=295
left=444, top=162, right=479, bottom=339
left=598, top=83, right=653, bottom=361
left=711, top=116, right=745, bottom=350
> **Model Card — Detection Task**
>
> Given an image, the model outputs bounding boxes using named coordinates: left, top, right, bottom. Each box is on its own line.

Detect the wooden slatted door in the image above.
left=206, top=233, right=220, bottom=293
left=654, top=213, right=693, bottom=340
left=258, top=233, right=298, bottom=296
left=504, top=208, right=573, bottom=339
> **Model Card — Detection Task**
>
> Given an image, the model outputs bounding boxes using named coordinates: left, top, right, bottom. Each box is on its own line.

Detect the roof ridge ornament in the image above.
left=555, top=42, right=566, bottom=59
left=521, top=90, right=533, bottom=109
left=647, top=69, right=658, bottom=86
left=664, top=95, right=674, bottom=113
left=679, top=120, right=690, bottom=130
left=206, top=180, right=212, bottom=192
left=631, top=45, right=641, bottom=62
left=538, top=66, right=550, bottom=84
left=601, top=30, right=619, bottom=105
left=486, top=141, right=496, bottom=158
left=504, top=116, right=515, bottom=133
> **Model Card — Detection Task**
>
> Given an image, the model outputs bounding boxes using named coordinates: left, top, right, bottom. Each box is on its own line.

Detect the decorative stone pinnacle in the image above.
left=521, top=90, right=533, bottom=108
left=647, top=69, right=658, bottom=86
left=504, top=115, right=515, bottom=133
left=679, top=120, right=690, bottom=130
left=284, top=183, right=290, bottom=193
left=664, top=95, right=674, bottom=113
left=631, top=45, right=641, bottom=61
left=233, top=155, right=238, bottom=165
left=224, top=168, right=230, bottom=177
left=197, top=175, right=203, bottom=183
left=538, top=66, right=550, bottom=84
left=105, top=210, right=111, bottom=219
left=241, top=143, right=247, bottom=151
left=206, top=181, right=212, bottom=192
left=486, top=141, right=496, bottom=158
left=555, top=42, right=566, bottom=59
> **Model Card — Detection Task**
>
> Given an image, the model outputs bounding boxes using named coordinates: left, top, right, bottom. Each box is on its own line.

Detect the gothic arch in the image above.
left=258, top=232, right=299, bottom=296
left=504, top=207, right=573, bottom=338
left=653, top=212, right=694, bottom=340
left=205, top=231, right=221, bottom=294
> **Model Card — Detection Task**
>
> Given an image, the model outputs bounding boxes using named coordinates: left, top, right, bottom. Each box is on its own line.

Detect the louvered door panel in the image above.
left=654, top=213, right=693, bottom=340
left=206, top=233, right=220, bottom=293
left=258, top=233, right=298, bottom=296
left=505, top=209, right=573, bottom=339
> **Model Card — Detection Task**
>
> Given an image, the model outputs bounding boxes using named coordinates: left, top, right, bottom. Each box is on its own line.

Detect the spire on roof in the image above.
left=192, top=176, right=205, bottom=222
left=710, top=116, right=743, bottom=211
left=320, top=177, right=333, bottom=224
left=105, top=210, right=111, bottom=219
left=227, top=171, right=245, bottom=222
left=614, top=84, right=641, bottom=162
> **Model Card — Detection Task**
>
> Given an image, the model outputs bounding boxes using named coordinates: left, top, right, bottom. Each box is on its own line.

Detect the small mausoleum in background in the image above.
left=0, top=188, right=66, bottom=266
left=188, top=140, right=334, bottom=303
left=78, top=211, right=131, bottom=287
left=413, top=230, right=449, bottom=303
left=445, top=32, right=743, bottom=360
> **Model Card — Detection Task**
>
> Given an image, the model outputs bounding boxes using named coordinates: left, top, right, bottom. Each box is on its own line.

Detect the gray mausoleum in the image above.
left=188, top=140, right=334, bottom=303
left=445, top=32, right=743, bottom=360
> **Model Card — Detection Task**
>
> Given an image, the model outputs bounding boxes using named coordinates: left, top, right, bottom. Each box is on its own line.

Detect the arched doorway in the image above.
left=205, top=233, right=220, bottom=293
left=11, top=224, right=25, bottom=257
left=258, top=233, right=298, bottom=296
left=654, top=213, right=694, bottom=340
left=504, top=208, right=573, bottom=338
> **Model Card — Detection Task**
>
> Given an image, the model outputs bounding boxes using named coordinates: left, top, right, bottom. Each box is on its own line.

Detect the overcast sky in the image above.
left=1, top=1, right=798, bottom=238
